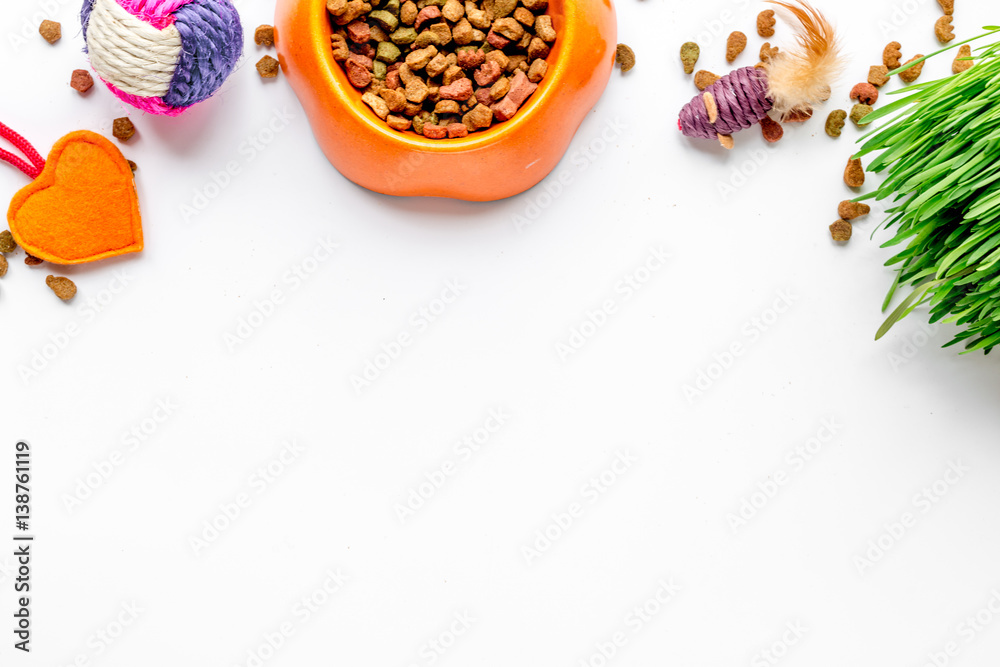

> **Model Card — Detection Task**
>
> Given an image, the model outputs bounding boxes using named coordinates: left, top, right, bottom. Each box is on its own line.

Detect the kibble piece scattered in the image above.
left=850, top=82, right=878, bottom=105
left=759, top=116, right=783, bottom=143
left=838, top=200, right=871, bottom=220
left=680, top=42, right=700, bottom=75
left=257, top=55, right=280, bottom=78
left=726, top=31, right=747, bottom=63
left=757, top=9, right=776, bottom=37
left=616, top=43, right=635, bottom=72
left=760, top=43, right=779, bottom=62
left=953, top=44, right=974, bottom=74
left=869, top=65, right=890, bottom=87
left=46, top=275, right=77, bottom=301
left=883, top=41, right=902, bottom=69
left=112, top=117, right=136, bottom=142
left=70, top=69, right=94, bottom=94
left=935, top=16, right=955, bottom=43
left=845, top=157, right=865, bottom=188
left=694, top=70, right=719, bottom=91
left=255, top=24, right=275, bottom=46
left=938, top=0, right=954, bottom=15
left=850, top=103, right=873, bottom=125
left=829, top=219, right=852, bottom=242
left=898, top=55, right=925, bottom=84
left=0, top=230, right=16, bottom=253
left=0, top=255, right=7, bottom=278
left=39, top=20, right=61, bottom=44
left=127, top=160, right=138, bottom=173
left=24, top=255, right=43, bottom=266
left=825, top=110, right=847, bottom=137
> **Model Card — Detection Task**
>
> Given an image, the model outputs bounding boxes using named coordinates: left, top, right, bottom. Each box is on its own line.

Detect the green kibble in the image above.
left=680, top=41, right=700, bottom=75
left=377, top=41, right=401, bottom=62
left=383, top=0, right=400, bottom=13
left=373, top=60, right=387, bottom=79
left=850, top=103, right=873, bottom=125
left=825, top=109, right=847, bottom=137
left=390, top=27, right=418, bottom=45
left=368, top=10, right=398, bottom=31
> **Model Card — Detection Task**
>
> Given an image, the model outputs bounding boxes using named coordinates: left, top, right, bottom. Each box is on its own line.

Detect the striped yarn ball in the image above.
left=81, top=0, right=243, bottom=116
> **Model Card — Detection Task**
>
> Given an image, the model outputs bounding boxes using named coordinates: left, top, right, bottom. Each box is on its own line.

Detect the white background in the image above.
left=3, top=0, right=1000, bottom=665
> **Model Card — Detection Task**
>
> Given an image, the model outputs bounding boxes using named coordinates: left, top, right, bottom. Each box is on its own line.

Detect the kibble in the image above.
left=46, top=275, right=77, bottom=301
left=329, top=0, right=558, bottom=137
left=680, top=42, right=699, bottom=75
left=757, top=9, right=776, bottom=37
left=255, top=24, right=275, bottom=46
left=257, top=55, right=280, bottom=78
left=694, top=70, right=719, bottom=91
left=883, top=42, right=902, bottom=69
left=829, top=219, right=852, bottom=242
left=838, top=200, right=871, bottom=220
left=759, top=116, right=783, bottom=143
left=616, top=43, right=636, bottom=72
left=112, top=117, right=135, bottom=142
left=899, top=55, right=925, bottom=84
left=938, top=0, right=954, bottom=15
left=845, top=157, right=865, bottom=188
left=24, top=255, right=43, bottom=266
left=868, top=65, right=889, bottom=87
left=39, top=20, right=61, bottom=44
left=0, top=230, right=16, bottom=253
left=0, top=255, right=6, bottom=278
left=825, top=110, right=847, bottom=137
left=127, top=160, right=138, bottom=173
left=850, top=103, right=873, bottom=125
left=935, top=16, right=955, bottom=43
left=70, top=69, right=94, bottom=94
left=760, top=43, right=779, bottom=62
left=850, top=82, right=878, bottom=105
left=953, top=44, right=974, bottom=74
left=726, top=31, right=747, bottom=63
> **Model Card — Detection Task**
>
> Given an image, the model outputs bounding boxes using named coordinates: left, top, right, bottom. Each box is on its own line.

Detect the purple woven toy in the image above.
left=678, top=1, right=842, bottom=149
left=81, top=0, right=244, bottom=116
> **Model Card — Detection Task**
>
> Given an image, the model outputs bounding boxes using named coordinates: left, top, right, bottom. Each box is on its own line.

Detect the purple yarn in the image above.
left=679, top=67, right=773, bottom=140
left=165, top=0, right=242, bottom=107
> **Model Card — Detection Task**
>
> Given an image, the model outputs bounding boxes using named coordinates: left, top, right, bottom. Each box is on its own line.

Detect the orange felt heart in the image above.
left=7, top=130, right=142, bottom=265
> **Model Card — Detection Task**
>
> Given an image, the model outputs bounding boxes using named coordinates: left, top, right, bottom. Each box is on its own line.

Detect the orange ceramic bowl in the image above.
left=274, top=0, right=617, bottom=201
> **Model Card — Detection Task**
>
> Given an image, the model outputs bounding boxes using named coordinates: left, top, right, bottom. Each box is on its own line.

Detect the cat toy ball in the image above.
left=678, top=1, right=842, bottom=149
left=81, top=0, right=244, bottom=116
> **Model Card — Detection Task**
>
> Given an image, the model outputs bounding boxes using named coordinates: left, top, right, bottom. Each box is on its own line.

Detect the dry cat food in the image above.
left=680, top=42, right=699, bottom=74
left=39, top=20, right=61, bottom=44
left=868, top=65, right=889, bottom=87
left=825, top=109, right=846, bottom=137
left=0, top=255, right=7, bottom=278
left=850, top=82, right=878, bottom=105
left=844, top=157, right=865, bottom=187
left=45, top=276, right=77, bottom=301
left=726, top=31, right=746, bottom=62
left=883, top=42, right=902, bottom=69
left=935, top=16, right=955, bottom=43
left=328, top=0, right=558, bottom=139
left=938, top=0, right=953, bottom=15
left=257, top=55, right=280, bottom=78
left=24, top=254, right=43, bottom=266
left=71, top=69, right=94, bottom=93
left=899, top=55, right=925, bottom=83
left=0, top=230, right=16, bottom=253
left=112, top=117, right=136, bottom=142
left=757, top=9, right=775, bottom=37
left=838, top=200, right=870, bottom=220
left=759, top=43, right=778, bottom=62
left=954, top=44, right=973, bottom=73
left=829, top=219, right=852, bottom=242
left=849, top=103, right=872, bottom=125
left=255, top=24, right=276, bottom=46
left=616, top=43, right=636, bottom=72
left=694, top=70, right=719, bottom=91
left=759, top=115, right=783, bottom=143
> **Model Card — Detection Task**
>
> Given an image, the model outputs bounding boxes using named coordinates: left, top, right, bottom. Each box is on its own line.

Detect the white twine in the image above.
left=86, top=0, right=183, bottom=98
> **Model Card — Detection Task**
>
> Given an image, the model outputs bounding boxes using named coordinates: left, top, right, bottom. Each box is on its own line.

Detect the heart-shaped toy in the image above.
left=7, top=130, right=142, bottom=265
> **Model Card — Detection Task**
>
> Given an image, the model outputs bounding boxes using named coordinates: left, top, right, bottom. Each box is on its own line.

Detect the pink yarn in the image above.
left=113, top=0, right=190, bottom=28
left=102, top=80, right=186, bottom=115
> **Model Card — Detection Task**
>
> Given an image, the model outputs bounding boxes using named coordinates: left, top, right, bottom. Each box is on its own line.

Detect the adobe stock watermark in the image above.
left=751, top=621, right=808, bottom=667
left=878, top=0, right=936, bottom=39
left=17, top=269, right=135, bottom=385
left=350, top=279, right=466, bottom=395
left=188, top=439, right=305, bottom=556
left=555, top=246, right=669, bottom=362
left=576, top=578, right=681, bottom=667
left=852, top=459, right=969, bottom=575
left=394, top=408, right=510, bottom=524
left=56, top=601, right=144, bottom=667
left=682, top=289, right=797, bottom=404
left=234, top=567, right=349, bottom=667
left=726, top=417, right=843, bottom=534
left=521, top=450, right=637, bottom=565
left=404, top=610, right=477, bottom=667
left=512, top=117, right=628, bottom=233
left=6, top=0, right=76, bottom=52
left=62, top=397, right=179, bottom=513
left=224, top=236, right=340, bottom=351
left=718, top=143, right=779, bottom=203
left=179, top=107, right=295, bottom=223
left=693, top=0, right=757, bottom=50
left=916, top=587, right=1000, bottom=667
left=886, top=320, right=941, bottom=372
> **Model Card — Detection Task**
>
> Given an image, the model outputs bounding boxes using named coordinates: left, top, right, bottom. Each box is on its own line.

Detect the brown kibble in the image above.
left=759, top=116, right=783, bottom=143
left=680, top=42, right=700, bottom=74
left=850, top=103, right=873, bottom=125
left=850, top=82, right=878, bottom=105
left=760, top=43, right=779, bottom=62
left=935, top=16, right=955, bottom=43
left=726, top=31, right=747, bottom=63
left=127, top=160, right=138, bottom=173
left=615, top=43, right=635, bottom=73
left=838, top=200, right=871, bottom=220
left=0, top=254, right=6, bottom=278
left=71, top=69, right=94, bottom=94
left=868, top=65, right=890, bottom=87
left=757, top=9, right=776, bottom=37
left=938, top=0, right=953, bottom=15
left=255, top=24, right=275, bottom=47
left=829, top=219, right=852, bottom=242
left=898, top=55, right=925, bottom=84
left=845, top=157, right=865, bottom=188
left=112, top=117, right=136, bottom=142
left=257, top=55, right=280, bottom=78
left=883, top=41, right=902, bottom=69
left=694, top=70, right=719, bottom=91
left=953, top=44, right=974, bottom=74
left=825, top=110, right=847, bottom=137
left=25, top=255, right=43, bottom=266
left=0, top=230, right=16, bottom=253
left=39, top=20, right=61, bottom=44
left=46, top=275, right=77, bottom=301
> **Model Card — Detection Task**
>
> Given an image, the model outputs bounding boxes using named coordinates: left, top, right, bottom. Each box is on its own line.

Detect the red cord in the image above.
left=0, top=122, right=45, bottom=180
